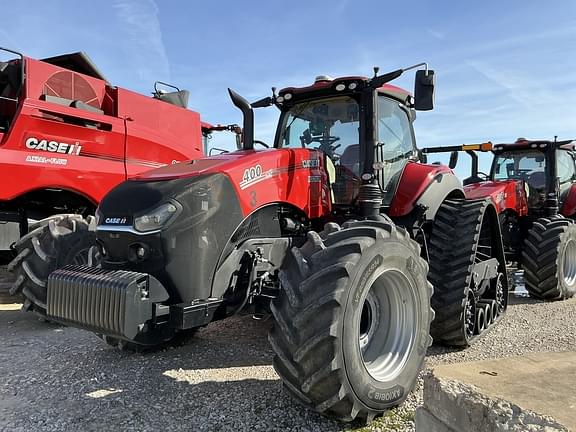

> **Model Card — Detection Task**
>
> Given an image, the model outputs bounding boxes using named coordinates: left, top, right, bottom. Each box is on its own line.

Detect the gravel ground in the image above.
left=1, top=266, right=575, bottom=432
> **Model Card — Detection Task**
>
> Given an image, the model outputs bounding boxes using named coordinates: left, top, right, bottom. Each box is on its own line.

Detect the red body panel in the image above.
left=388, top=162, right=454, bottom=217
left=561, top=184, right=576, bottom=217
left=464, top=180, right=528, bottom=216
left=0, top=55, right=205, bottom=205
left=137, top=148, right=332, bottom=218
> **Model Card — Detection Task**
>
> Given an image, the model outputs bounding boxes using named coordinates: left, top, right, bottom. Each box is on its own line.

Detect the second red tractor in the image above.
left=424, top=139, right=576, bottom=300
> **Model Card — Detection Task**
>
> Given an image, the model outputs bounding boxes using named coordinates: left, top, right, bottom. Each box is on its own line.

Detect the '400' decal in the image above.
left=239, top=164, right=264, bottom=189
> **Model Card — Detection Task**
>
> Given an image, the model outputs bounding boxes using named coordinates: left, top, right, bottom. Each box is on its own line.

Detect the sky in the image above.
left=1, top=0, right=575, bottom=178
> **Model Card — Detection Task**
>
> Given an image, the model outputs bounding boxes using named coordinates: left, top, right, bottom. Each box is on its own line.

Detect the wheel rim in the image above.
left=562, top=239, right=576, bottom=286
left=359, top=269, right=417, bottom=382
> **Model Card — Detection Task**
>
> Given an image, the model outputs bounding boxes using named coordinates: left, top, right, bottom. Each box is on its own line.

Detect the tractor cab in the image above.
left=424, top=138, right=576, bottom=217
left=490, top=139, right=576, bottom=215
left=249, top=64, right=435, bottom=217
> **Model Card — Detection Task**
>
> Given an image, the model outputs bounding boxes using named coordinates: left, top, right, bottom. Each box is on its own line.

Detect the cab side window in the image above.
left=377, top=96, right=415, bottom=205
left=557, top=150, right=576, bottom=184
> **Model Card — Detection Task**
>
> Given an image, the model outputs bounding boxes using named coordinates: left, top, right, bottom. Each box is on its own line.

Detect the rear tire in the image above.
left=269, top=220, right=433, bottom=422
left=523, top=216, right=576, bottom=300
left=8, top=215, right=98, bottom=315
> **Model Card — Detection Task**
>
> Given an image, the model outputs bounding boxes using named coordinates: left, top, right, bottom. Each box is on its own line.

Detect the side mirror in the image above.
left=449, top=151, right=459, bottom=169
left=414, top=70, right=435, bottom=111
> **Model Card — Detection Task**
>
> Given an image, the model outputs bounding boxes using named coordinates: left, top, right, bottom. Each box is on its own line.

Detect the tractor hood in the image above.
left=133, top=151, right=255, bottom=181
left=465, top=180, right=528, bottom=216
left=97, top=172, right=244, bottom=303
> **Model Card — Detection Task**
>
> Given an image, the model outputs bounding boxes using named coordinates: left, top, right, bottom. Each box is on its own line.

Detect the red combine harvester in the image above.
left=43, top=64, right=508, bottom=422
left=423, top=139, right=576, bottom=300
left=0, top=47, right=234, bottom=312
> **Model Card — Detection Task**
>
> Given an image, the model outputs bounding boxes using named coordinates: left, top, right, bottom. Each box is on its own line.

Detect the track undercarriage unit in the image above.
left=428, top=199, right=508, bottom=346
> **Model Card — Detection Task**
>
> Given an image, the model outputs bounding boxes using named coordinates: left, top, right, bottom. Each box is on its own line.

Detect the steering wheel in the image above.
left=253, top=140, right=269, bottom=148
left=311, top=136, right=341, bottom=159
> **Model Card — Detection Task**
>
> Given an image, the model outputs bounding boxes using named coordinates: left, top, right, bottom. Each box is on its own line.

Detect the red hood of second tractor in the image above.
left=465, top=180, right=528, bottom=215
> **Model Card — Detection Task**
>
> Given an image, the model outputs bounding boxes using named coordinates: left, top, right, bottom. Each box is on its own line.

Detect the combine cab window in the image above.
left=377, top=96, right=415, bottom=205
left=278, top=96, right=361, bottom=204
left=0, top=50, right=23, bottom=132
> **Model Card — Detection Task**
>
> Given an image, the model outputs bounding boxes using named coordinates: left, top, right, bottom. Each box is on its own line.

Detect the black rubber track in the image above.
left=428, top=199, right=504, bottom=346
left=269, top=220, right=433, bottom=423
left=8, top=215, right=97, bottom=315
left=523, top=216, right=576, bottom=300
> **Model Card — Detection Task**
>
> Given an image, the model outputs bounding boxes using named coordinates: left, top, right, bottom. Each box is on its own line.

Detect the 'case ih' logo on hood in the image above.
left=25, top=137, right=82, bottom=155
left=105, top=217, right=128, bottom=224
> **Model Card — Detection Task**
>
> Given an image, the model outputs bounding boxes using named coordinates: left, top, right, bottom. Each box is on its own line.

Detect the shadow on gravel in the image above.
left=1, top=313, right=347, bottom=431
left=507, top=295, right=541, bottom=306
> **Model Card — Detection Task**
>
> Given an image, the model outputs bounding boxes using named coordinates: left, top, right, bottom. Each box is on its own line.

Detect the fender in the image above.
left=465, top=180, right=528, bottom=217
left=389, top=162, right=464, bottom=220
left=561, top=184, right=576, bottom=217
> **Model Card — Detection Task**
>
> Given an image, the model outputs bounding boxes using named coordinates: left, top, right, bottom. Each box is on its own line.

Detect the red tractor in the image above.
left=43, top=64, right=507, bottom=422
left=0, top=47, right=237, bottom=311
left=424, top=139, right=576, bottom=300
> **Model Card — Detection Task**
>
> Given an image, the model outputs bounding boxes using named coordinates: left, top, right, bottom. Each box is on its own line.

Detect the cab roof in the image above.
left=492, top=138, right=576, bottom=153
left=278, top=75, right=412, bottom=105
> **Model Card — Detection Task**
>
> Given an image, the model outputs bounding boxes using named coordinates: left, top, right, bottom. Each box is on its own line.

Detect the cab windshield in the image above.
left=278, top=96, right=361, bottom=204
left=492, top=150, right=546, bottom=206
left=493, top=151, right=546, bottom=186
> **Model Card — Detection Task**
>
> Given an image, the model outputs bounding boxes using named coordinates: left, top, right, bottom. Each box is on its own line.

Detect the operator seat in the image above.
left=339, top=144, right=360, bottom=175
left=527, top=171, right=546, bottom=189
left=333, top=144, right=360, bottom=204
left=526, top=171, right=546, bottom=208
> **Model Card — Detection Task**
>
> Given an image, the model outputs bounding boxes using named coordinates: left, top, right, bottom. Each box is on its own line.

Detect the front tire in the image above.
left=523, top=216, right=576, bottom=300
left=8, top=215, right=98, bottom=315
left=269, top=220, right=433, bottom=423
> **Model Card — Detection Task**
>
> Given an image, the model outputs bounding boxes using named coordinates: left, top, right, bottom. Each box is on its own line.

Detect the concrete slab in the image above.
left=433, top=351, right=576, bottom=430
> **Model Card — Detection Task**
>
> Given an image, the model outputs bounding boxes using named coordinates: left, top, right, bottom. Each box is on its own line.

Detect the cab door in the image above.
left=557, top=149, right=576, bottom=205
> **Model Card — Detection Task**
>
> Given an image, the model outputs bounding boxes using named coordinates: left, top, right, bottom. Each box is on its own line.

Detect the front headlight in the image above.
left=134, top=202, right=178, bottom=233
